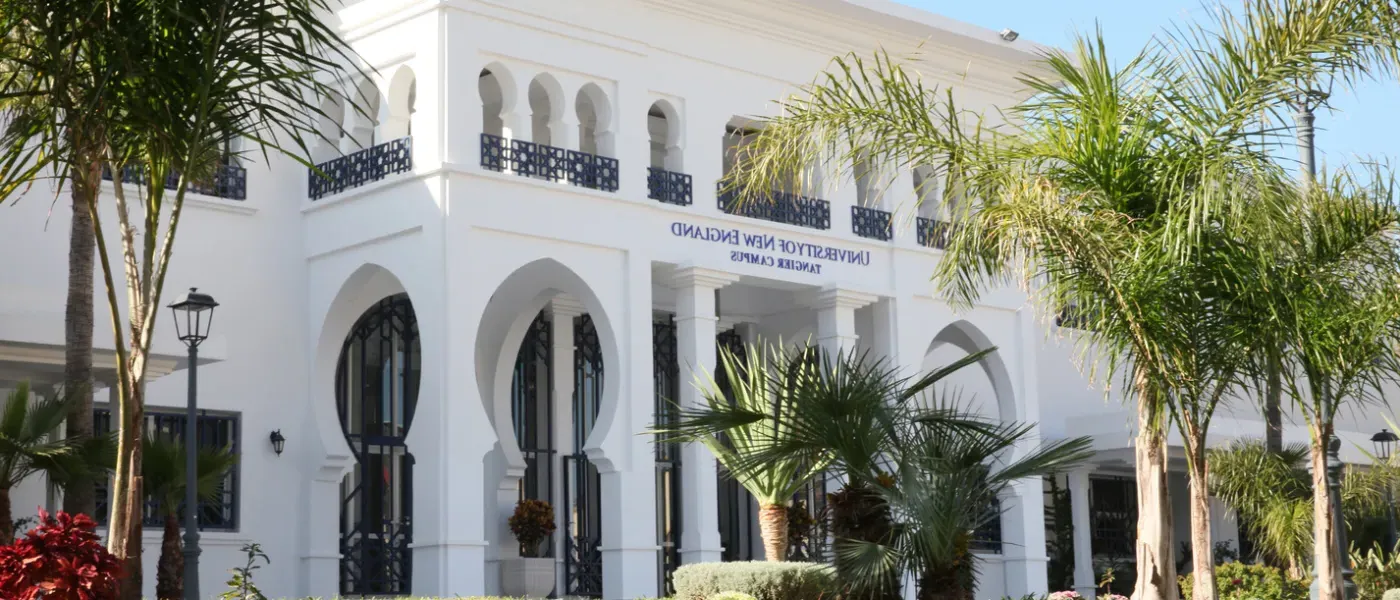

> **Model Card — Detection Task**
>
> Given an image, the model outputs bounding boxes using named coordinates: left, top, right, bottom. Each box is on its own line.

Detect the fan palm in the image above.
left=717, top=3, right=1400, bottom=599
left=682, top=343, right=833, bottom=562
left=1210, top=439, right=1400, bottom=577
left=142, top=435, right=238, bottom=600
left=0, top=381, right=109, bottom=544
left=660, top=346, right=1093, bottom=600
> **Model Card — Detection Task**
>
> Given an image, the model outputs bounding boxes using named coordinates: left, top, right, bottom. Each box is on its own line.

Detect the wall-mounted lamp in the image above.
left=999, top=28, right=1019, bottom=42
left=269, top=430, right=286, bottom=456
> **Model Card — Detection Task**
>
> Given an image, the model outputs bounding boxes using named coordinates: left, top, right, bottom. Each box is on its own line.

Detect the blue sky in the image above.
left=896, top=0, right=1398, bottom=170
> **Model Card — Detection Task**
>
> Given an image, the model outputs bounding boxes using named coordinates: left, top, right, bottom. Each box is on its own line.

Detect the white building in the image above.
left=0, top=1, right=1393, bottom=599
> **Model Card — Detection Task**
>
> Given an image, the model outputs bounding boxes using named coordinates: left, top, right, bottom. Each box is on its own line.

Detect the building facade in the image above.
left=0, top=1, right=1393, bottom=599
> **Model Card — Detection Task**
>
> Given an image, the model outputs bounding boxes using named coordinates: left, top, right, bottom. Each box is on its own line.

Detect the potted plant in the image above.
left=502, top=498, right=557, bottom=598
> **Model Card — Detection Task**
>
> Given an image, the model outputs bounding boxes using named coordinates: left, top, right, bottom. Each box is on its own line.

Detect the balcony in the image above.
left=102, top=163, right=247, bottom=201
left=851, top=206, right=892, bottom=241
left=480, top=133, right=619, bottom=192
left=308, top=137, right=413, bottom=201
left=916, top=217, right=954, bottom=249
left=717, top=185, right=831, bottom=231
left=647, top=168, right=693, bottom=206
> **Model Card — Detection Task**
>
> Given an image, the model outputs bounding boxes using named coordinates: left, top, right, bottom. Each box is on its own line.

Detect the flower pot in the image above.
left=501, top=556, right=556, bottom=598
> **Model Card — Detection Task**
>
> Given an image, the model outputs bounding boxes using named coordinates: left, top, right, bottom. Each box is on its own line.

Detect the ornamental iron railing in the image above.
left=915, top=217, right=954, bottom=249
left=717, top=185, right=831, bottom=231
left=480, top=133, right=619, bottom=192
left=102, top=163, right=247, bottom=201
left=852, top=206, right=893, bottom=241
left=647, top=167, right=693, bottom=206
left=308, top=137, right=413, bottom=200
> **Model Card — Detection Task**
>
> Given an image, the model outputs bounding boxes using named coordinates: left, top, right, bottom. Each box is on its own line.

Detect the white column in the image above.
left=672, top=265, right=740, bottom=565
left=1003, top=307, right=1050, bottom=596
left=805, top=287, right=877, bottom=497
left=597, top=252, right=661, bottom=600
left=1069, top=469, right=1097, bottom=598
left=687, top=108, right=724, bottom=216
left=549, top=297, right=584, bottom=593
left=806, top=286, right=878, bottom=358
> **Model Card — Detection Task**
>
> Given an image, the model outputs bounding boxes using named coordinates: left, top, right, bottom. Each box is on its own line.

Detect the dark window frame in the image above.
left=92, top=405, right=242, bottom=532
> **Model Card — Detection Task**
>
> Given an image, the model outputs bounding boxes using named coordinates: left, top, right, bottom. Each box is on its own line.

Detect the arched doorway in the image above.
left=337, top=294, right=420, bottom=595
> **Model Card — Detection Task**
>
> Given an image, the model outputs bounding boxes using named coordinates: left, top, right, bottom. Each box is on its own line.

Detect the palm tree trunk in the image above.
left=1310, top=422, right=1341, bottom=600
left=156, top=511, right=183, bottom=600
left=0, top=486, right=12, bottom=545
left=758, top=503, right=790, bottom=561
left=62, top=162, right=99, bottom=519
left=1132, top=369, right=1176, bottom=600
left=1264, top=353, right=1283, bottom=454
left=1185, top=432, right=1216, bottom=600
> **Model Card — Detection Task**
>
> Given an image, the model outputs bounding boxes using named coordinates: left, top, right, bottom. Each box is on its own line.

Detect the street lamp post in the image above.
left=1329, top=435, right=1358, bottom=600
left=1372, top=429, right=1399, bottom=551
left=169, top=287, right=218, bottom=600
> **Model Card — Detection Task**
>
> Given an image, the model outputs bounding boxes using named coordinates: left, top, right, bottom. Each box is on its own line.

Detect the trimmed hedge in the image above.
left=1382, top=590, right=1400, bottom=600
left=709, top=593, right=759, bottom=600
left=673, top=561, right=836, bottom=600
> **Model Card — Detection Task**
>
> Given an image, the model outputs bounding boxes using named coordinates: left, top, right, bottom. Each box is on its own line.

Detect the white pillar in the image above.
left=597, top=252, right=661, bottom=600
left=671, top=265, right=740, bottom=565
left=1068, top=469, right=1097, bottom=598
left=1003, top=308, right=1050, bottom=596
left=550, top=297, right=584, bottom=593
left=806, top=286, right=878, bottom=358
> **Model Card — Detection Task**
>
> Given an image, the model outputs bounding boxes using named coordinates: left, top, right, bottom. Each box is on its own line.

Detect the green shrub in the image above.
left=710, top=592, right=759, bottom=600
left=1354, top=546, right=1400, bottom=600
left=1177, top=562, right=1309, bottom=600
left=673, top=561, right=836, bottom=600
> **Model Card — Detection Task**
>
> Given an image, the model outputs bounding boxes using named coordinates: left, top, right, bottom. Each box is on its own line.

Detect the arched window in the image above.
left=384, top=67, right=416, bottom=140
left=336, top=294, right=420, bottom=596
left=347, top=78, right=382, bottom=150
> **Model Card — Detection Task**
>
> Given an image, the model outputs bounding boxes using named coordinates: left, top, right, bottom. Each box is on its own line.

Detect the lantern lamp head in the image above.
left=1373, top=428, right=1398, bottom=461
left=169, top=287, right=219, bottom=347
left=269, top=430, right=286, bottom=456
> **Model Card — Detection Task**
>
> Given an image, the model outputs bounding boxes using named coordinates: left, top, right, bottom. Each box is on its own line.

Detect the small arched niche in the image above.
left=383, top=66, right=417, bottom=140
left=647, top=100, right=682, bottom=171
left=575, top=83, right=614, bottom=157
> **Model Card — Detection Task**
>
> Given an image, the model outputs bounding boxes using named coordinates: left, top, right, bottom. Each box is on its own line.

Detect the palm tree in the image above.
left=0, top=382, right=106, bottom=544
left=677, top=343, right=832, bottom=561
left=1210, top=439, right=1400, bottom=577
left=6, top=2, right=365, bottom=596
left=662, top=346, right=1093, bottom=600
left=142, top=435, right=238, bottom=600
left=0, top=0, right=113, bottom=522
left=716, top=4, right=1400, bottom=600
left=1240, top=170, right=1400, bottom=600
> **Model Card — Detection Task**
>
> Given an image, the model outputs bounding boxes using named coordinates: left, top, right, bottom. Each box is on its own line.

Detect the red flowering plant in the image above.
left=508, top=499, right=557, bottom=558
left=0, top=509, right=122, bottom=600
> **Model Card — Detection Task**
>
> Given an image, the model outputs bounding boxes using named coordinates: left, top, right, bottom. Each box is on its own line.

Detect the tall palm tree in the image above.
left=13, top=2, right=365, bottom=596
left=1240, top=170, right=1400, bottom=600
left=717, top=4, right=1400, bottom=600
left=661, top=346, right=1093, bottom=600
left=678, top=343, right=832, bottom=562
left=142, top=435, right=238, bottom=600
left=0, top=382, right=106, bottom=544
left=0, top=0, right=113, bottom=522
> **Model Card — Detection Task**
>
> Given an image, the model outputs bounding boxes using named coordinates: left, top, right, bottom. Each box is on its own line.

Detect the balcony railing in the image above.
left=647, top=167, right=693, bottom=206
left=102, top=163, right=247, bottom=201
left=717, top=185, right=831, bottom=231
left=308, top=137, right=412, bottom=201
left=480, top=133, right=619, bottom=192
left=916, top=217, right=954, bottom=249
left=851, top=206, right=892, bottom=241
